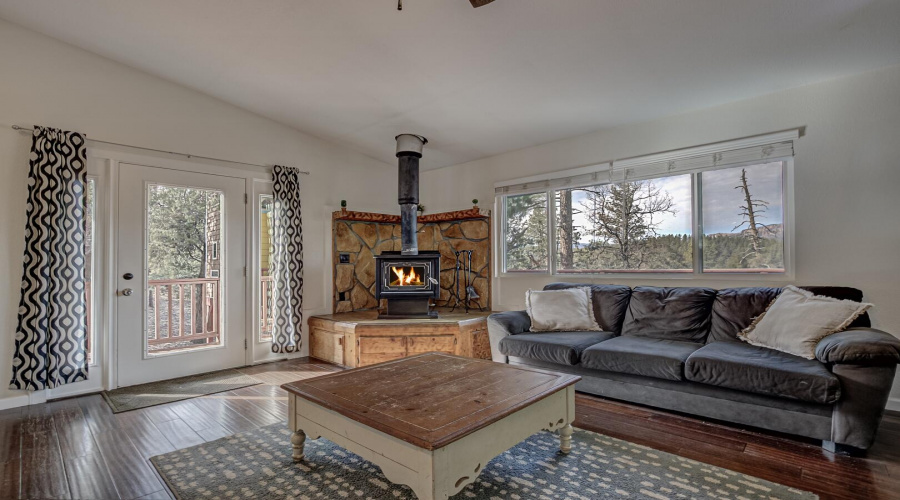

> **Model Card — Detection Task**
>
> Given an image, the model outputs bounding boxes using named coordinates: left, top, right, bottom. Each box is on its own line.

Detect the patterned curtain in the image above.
left=9, top=126, right=89, bottom=390
left=270, top=165, right=304, bottom=353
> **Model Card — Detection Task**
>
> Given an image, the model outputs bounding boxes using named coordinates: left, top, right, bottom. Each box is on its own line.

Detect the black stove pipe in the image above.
left=395, top=134, right=427, bottom=256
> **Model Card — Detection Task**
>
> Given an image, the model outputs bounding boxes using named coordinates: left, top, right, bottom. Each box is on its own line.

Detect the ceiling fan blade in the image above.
left=469, top=0, right=496, bottom=7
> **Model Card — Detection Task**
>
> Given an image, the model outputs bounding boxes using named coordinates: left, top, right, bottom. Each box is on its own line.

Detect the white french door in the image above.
left=116, top=163, right=246, bottom=387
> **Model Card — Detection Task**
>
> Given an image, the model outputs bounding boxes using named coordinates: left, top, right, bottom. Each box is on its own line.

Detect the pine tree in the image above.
left=556, top=190, right=575, bottom=269
left=147, top=186, right=215, bottom=280
left=504, top=193, right=548, bottom=270
left=581, top=180, right=675, bottom=269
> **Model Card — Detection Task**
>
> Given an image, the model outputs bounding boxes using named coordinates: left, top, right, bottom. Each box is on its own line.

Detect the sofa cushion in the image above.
left=544, top=283, right=632, bottom=334
left=499, top=331, right=614, bottom=365
left=581, top=337, right=703, bottom=381
left=709, top=287, right=782, bottom=343
left=621, top=286, right=717, bottom=342
left=738, top=286, right=872, bottom=360
left=685, top=341, right=841, bottom=404
left=709, top=286, right=870, bottom=344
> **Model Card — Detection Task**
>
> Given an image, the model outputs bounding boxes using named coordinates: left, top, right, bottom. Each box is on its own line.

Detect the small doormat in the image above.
left=102, top=368, right=261, bottom=413
left=150, top=423, right=816, bottom=500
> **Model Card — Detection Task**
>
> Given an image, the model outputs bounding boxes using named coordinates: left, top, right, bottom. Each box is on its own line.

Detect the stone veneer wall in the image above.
left=332, top=210, right=491, bottom=313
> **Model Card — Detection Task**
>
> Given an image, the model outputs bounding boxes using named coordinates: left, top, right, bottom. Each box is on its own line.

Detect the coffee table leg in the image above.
left=291, top=430, right=307, bottom=461
left=559, top=424, right=573, bottom=454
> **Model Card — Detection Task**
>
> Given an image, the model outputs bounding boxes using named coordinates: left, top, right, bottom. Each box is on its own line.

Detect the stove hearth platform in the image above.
left=308, top=309, right=492, bottom=368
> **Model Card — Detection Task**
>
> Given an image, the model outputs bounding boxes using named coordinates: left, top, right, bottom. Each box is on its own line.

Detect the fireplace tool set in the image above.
left=450, top=249, right=483, bottom=313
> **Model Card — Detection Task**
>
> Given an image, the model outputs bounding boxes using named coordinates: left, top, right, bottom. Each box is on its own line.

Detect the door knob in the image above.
left=121, top=288, right=134, bottom=297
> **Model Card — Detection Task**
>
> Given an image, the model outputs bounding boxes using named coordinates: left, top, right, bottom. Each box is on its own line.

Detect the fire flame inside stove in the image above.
left=391, top=266, right=424, bottom=286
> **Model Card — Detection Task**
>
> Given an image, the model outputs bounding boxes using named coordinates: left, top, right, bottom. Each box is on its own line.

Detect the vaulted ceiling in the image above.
left=2, top=0, right=899, bottom=170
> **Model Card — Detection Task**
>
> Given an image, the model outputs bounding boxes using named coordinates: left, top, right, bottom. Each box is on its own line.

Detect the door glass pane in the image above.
left=85, top=178, right=96, bottom=365
left=555, top=174, right=693, bottom=272
left=146, top=184, right=224, bottom=355
left=701, top=162, right=785, bottom=273
left=259, top=195, right=274, bottom=342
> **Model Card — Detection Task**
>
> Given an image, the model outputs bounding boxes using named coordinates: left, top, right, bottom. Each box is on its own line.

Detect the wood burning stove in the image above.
left=375, top=252, right=440, bottom=318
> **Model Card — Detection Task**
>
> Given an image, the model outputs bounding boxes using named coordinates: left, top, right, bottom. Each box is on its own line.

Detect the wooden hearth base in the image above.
left=308, top=309, right=492, bottom=368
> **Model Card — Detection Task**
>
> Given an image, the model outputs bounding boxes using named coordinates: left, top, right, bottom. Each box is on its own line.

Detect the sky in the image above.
left=567, top=161, right=783, bottom=240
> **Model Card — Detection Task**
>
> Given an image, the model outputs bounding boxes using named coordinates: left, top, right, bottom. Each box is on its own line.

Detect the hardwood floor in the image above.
left=0, top=357, right=897, bottom=499
left=574, top=395, right=900, bottom=500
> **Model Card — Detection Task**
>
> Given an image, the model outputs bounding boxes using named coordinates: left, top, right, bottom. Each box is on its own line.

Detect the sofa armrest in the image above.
left=815, top=329, right=900, bottom=450
left=486, top=311, right=531, bottom=363
left=815, top=328, right=900, bottom=365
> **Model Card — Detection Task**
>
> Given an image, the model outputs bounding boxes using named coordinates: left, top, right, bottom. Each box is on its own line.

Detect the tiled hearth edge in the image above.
left=332, top=208, right=491, bottom=313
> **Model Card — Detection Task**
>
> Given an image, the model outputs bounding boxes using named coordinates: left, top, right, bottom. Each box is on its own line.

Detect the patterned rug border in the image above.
left=101, top=368, right=261, bottom=413
left=150, top=422, right=817, bottom=500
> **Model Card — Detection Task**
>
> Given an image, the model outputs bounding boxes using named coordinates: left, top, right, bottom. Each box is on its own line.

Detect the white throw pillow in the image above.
left=525, top=288, right=602, bottom=332
left=738, top=285, right=872, bottom=359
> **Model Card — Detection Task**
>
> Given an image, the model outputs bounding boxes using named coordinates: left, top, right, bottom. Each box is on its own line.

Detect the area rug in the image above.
left=150, top=423, right=816, bottom=499
left=101, top=368, right=261, bottom=413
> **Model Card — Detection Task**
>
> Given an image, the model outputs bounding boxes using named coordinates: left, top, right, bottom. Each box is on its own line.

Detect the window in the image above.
left=259, top=195, right=274, bottom=342
left=145, top=184, right=224, bottom=355
left=701, top=162, right=785, bottom=272
left=503, top=192, right=549, bottom=272
left=556, top=174, right=693, bottom=273
left=496, top=131, right=795, bottom=276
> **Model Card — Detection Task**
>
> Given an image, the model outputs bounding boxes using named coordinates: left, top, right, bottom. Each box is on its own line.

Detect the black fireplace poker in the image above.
left=396, top=134, right=427, bottom=256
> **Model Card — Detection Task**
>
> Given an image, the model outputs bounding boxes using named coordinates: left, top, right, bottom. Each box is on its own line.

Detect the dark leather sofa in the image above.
left=487, top=283, right=900, bottom=453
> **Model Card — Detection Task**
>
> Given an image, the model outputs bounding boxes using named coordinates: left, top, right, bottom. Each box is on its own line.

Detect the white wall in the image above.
left=421, top=64, right=900, bottom=407
left=0, top=19, right=396, bottom=408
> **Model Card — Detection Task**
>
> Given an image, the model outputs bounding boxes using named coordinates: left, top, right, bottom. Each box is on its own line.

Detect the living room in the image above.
left=1, top=1, right=900, bottom=499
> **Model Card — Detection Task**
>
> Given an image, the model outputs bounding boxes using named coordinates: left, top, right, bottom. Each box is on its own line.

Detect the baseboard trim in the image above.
left=0, top=394, right=31, bottom=411
left=886, top=397, right=900, bottom=413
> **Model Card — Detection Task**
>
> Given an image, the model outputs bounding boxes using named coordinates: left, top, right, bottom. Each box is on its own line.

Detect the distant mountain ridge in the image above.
left=707, top=223, right=783, bottom=240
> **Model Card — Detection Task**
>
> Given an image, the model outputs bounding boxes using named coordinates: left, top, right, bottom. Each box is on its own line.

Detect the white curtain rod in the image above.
left=11, top=125, right=310, bottom=174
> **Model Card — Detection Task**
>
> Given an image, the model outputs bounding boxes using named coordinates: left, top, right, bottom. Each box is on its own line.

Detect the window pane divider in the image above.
left=547, top=189, right=557, bottom=276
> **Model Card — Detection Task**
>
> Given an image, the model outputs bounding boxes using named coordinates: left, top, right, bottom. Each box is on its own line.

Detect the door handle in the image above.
left=120, top=288, right=134, bottom=297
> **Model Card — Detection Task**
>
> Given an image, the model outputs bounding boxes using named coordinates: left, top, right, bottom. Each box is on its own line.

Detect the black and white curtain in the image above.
left=9, top=126, right=89, bottom=390
left=270, top=165, right=304, bottom=353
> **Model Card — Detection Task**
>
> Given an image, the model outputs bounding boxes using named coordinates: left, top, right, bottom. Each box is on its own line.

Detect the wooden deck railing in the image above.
left=260, top=276, right=274, bottom=341
left=147, top=276, right=277, bottom=350
left=148, top=278, right=219, bottom=351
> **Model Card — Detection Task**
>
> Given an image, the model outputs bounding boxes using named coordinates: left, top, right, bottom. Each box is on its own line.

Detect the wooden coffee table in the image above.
left=282, top=352, right=580, bottom=500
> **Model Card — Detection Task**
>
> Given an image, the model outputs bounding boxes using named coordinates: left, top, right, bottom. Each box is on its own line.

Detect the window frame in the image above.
left=497, top=157, right=794, bottom=280
left=499, top=189, right=552, bottom=274
left=86, top=175, right=99, bottom=366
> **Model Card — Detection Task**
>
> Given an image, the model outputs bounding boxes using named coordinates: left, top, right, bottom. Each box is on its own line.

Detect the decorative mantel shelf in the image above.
left=333, top=207, right=489, bottom=223
left=330, top=207, right=492, bottom=314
